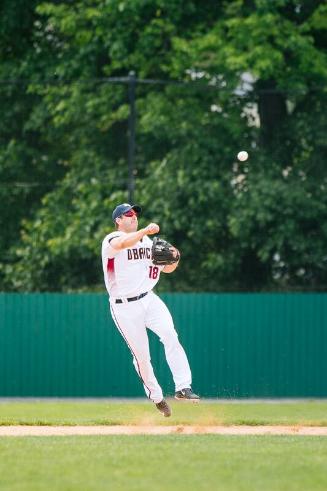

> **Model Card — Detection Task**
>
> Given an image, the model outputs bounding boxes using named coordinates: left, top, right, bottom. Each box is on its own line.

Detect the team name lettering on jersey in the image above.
left=102, top=233, right=160, bottom=297
left=127, top=247, right=151, bottom=260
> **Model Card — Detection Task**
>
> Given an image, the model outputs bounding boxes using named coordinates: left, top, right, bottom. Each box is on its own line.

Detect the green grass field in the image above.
left=0, top=399, right=327, bottom=426
left=1, top=435, right=327, bottom=491
left=0, top=400, right=327, bottom=491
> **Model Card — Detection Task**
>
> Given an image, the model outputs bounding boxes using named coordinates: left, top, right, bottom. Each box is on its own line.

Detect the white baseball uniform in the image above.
left=102, top=231, right=192, bottom=404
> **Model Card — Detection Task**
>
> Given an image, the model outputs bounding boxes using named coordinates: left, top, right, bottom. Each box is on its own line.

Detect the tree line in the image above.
left=0, top=0, right=326, bottom=292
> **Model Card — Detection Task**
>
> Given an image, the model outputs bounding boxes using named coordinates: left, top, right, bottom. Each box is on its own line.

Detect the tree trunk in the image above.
left=257, top=79, right=287, bottom=147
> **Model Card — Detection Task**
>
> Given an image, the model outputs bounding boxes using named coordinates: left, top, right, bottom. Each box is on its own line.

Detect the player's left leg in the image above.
left=144, top=292, right=192, bottom=392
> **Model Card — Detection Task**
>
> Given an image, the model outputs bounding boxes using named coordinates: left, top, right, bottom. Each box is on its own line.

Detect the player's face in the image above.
left=117, top=209, right=138, bottom=232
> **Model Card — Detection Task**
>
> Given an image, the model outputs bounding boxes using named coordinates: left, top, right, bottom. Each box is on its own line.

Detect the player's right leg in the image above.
left=109, top=300, right=164, bottom=405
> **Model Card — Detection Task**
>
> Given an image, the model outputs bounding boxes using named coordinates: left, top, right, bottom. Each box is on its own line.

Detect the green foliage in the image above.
left=0, top=0, right=326, bottom=291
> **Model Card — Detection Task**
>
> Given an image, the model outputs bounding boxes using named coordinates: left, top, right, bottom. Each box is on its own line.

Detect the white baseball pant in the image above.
left=110, top=291, right=192, bottom=403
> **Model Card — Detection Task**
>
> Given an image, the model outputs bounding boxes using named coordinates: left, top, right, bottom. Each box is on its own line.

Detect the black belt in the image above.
left=115, top=292, right=148, bottom=304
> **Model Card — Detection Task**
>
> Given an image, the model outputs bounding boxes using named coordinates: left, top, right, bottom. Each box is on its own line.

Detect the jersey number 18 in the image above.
left=149, top=266, right=159, bottom=279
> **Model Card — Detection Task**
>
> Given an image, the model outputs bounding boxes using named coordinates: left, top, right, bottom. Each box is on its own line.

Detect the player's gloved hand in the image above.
left=151, top=237, right=180, bottom=265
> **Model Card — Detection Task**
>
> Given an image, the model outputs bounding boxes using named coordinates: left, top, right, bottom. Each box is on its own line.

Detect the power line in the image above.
left=0, top=177, right=133, bottom=188
left=0, top=182, right=52, bottom=188
left=0, top=76, right=324, bottom=94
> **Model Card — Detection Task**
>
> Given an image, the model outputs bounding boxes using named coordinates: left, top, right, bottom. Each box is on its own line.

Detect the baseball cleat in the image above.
left=156, top=398, right=172, bottom=417
left=175, top=388, right=200, bottom=402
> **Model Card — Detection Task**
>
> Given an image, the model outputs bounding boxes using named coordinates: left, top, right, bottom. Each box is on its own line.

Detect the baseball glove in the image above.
left=151, top=237, right=180, bottom=265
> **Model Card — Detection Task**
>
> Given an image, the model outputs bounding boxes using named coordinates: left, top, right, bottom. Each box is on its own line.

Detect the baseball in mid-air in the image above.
left=237, top=151, right=248, bottom=161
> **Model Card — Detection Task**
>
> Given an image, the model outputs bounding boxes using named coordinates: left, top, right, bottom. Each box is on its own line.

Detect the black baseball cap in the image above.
left=112, top=203, right=142, bottom=222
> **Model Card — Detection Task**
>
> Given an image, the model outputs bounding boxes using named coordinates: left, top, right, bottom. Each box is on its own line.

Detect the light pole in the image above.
left=127, top=71, right=136, bottom=203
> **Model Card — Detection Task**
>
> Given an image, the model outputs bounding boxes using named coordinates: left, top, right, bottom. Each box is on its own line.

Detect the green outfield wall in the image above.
left=0, top=293, right=326, bottom=398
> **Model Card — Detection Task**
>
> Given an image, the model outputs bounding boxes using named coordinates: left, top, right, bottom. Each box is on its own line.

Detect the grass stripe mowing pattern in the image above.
left=0, top=435, right=327, bottom=491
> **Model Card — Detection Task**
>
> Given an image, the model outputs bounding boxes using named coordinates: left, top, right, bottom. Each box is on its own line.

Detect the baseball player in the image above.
left=101, top=203, right=199, bottom=417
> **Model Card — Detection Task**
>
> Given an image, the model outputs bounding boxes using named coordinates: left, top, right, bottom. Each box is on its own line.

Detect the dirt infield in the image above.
left=1, top=425, right=327, bottom=436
